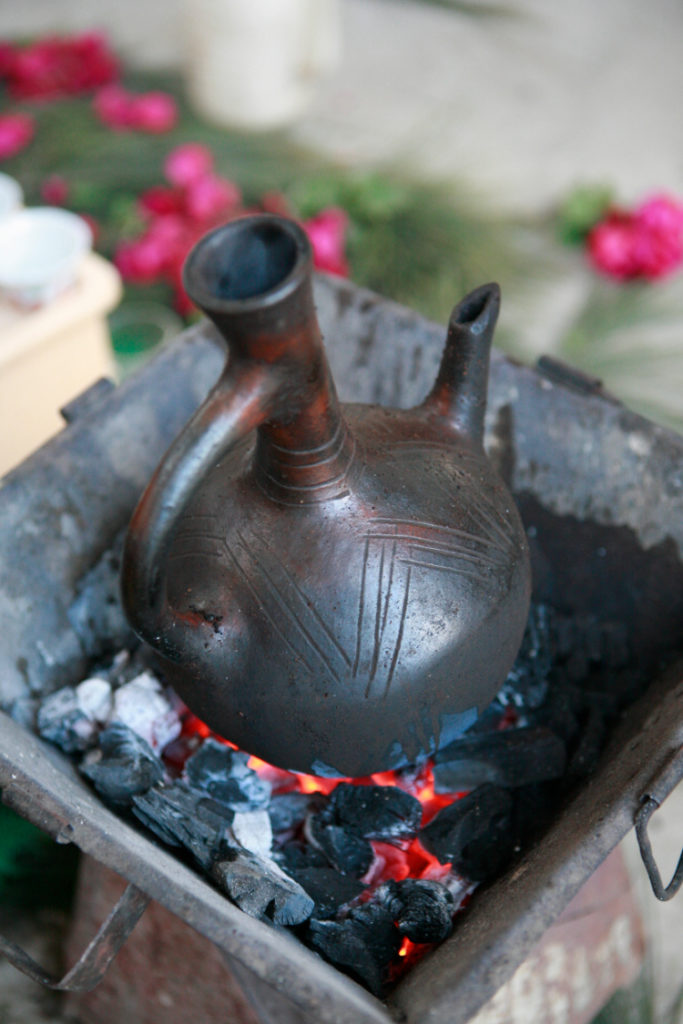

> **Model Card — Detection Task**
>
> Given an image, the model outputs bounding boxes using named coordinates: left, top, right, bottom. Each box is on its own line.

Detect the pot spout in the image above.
left=424, top=282, right=500, bottom=446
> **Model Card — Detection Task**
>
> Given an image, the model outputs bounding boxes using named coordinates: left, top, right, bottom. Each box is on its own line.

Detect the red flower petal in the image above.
left=128, top=92, right=178, bottom=134
left=303, top=207, right=350, bottom=277
left=0, top=112, right=35, bottom=160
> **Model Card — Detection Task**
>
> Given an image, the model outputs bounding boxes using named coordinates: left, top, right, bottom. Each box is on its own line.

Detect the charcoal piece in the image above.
left=433, top=726, right=566, bottom=791
left=81, top=723, right=164, bottom=806
left=290, top=866, right=365, bottom=919
left=212, top=847, right=314, bottom=926
left=132, top=780, right=234, bottom=869
left=308, top=902, right=400, bottom=996
left=306, top=817, right=373, bottom=877
left=497, top=603, right=554, bottom=710
left=419, top=783, right=514, bottom=882
left=599, top=621, right=629, bottom=669
left=38, top=686, right=99, bottom=753
left=392, top=879, right=455, bottom=944
left=325, top=783, right=422, bottom=841
left=184, top=738, right=271, bottom=810
left=529, top=686, right=581, bottom=745
left=268, top=791, right=326, bottom=834
left=275, top=840, right=329, bottom=875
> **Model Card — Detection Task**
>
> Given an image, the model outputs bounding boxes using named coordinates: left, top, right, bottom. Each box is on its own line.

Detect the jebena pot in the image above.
left=121, top=214, right=531, bottom=776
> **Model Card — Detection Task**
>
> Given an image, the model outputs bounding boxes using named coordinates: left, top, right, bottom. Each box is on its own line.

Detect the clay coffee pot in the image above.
left=121, top=215, right=531, bottom=777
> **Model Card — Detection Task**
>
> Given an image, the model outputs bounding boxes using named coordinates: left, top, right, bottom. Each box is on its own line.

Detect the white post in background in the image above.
left=183, top=0, right=341, bottom=130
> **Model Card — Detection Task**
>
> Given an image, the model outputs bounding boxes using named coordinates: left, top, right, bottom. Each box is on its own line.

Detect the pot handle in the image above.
left=121, top=359, right=278, bottom=661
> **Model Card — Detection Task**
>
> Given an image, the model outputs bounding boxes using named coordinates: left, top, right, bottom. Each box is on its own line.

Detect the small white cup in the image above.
left=0, top=206, right=92, bottom=308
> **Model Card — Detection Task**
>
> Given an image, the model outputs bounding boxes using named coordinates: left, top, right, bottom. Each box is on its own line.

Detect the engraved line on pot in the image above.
left=399, top=557, right=483, bottom=579
left=385, top=564, right=412, bottom=699
left=265, top=417, right=345, bottom=457
left=233, top=529, right=344, bottom=684
left=221, top=535, right=316, bottom=675
left=369, top=531, right=505, bottom=570
left=353, top=537, right=370, bottom=679
left=249, top=527, right=352, bottom=670
left=368, top=540, right=387, bottom=688
left=371, top=516, right=505, bottom=553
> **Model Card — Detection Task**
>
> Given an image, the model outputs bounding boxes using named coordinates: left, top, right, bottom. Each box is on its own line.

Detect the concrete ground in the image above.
left=0, top=1, right=682, bottom=1020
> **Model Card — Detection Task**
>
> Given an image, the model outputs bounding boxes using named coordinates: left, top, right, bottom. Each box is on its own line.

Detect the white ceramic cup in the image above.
left=0, top=207, right=92, bottom=308
left=0, top=173, right=23, bottom=222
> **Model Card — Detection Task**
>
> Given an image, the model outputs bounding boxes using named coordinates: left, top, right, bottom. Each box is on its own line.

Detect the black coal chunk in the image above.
left=433, top=726, right=566, bottom=791
left=379, top=878, right=455, bottom=944
left=308, top=901, right=401, bottom=996
left=268, top=791, right=327, bottom=834
left=289, top=866, right=365, bottom=919
left=497, top=603, right=554, bottom=710
left=323, top=783, right=422, bottom=841
left=132, top=780, right=234, bottom=869
left=420, top=784, right=514, bottom=882
left=80, top=723, right=163, bottom=806
left=184, top=738, right=270, bottom=810
left=211, top=846, right=314, bottom=926
left=306, top=817, right=373, bottom=877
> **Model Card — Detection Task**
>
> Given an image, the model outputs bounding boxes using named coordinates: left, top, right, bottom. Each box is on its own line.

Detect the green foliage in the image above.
left=0, top=804, right=79, bottom=911
left=557, top=183, right=615, bottom=245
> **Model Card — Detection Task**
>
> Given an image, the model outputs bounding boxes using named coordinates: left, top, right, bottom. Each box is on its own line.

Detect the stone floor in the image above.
left=0, top=1, right=682, bottom=1021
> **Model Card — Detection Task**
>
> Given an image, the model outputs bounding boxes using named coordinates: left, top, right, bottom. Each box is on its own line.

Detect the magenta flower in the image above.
left=115, top=233, right=169, bottom=283
left=303, top=207, right=349, bottom=277
left=7, top=33, right=118, bottom=100
left=128, top=91, right=177, bottom=134
left=184, top=174, right=242, bottom=222
left=93, top=84, right=132, bottom=129
left=164, top=143, right=214, bottom=188
left=41, top=174, right=69, bottom=205
left=94, top=85, right=177, bottom=133
left=0, top=112, right=35, bottom=160
left=588, top=193, right=683, bottom=281
left=587, top=212, right=638, bottom=280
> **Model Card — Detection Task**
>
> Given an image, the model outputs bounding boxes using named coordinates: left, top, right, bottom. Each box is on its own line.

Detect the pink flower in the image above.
left=139, top=185, right=185, bottom=217
left=128, top=91, right=177, bottom=134
left=303, top=207, right=349, bottom=277
left=587, top=212, right=639, bottom=280
left=40, top=174, right=69, bottom=205
left=93, top=84, right=133, bottom=128
left=588, top=193, right=683, bottom=281
left=0, top=112, right=35, bottom=160
left=115, top=233, right=168, bottom=283
left=184, top=174, right=242, bottom=222
left=7, top=33, right=117, bottom=100
left=164, top=143, right=214, bottom=188
left=0, top=41, right=15, bottom=79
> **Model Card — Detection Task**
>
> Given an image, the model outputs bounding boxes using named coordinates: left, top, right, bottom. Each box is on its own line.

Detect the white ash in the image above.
left=109, top=670, right=181, bottom=752
left=76, top=677, right=113, bottom=724
left=230, top=810, right=273, bottom=859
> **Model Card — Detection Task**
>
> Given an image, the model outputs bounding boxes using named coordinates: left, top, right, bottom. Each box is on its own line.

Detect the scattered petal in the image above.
left=164, top=143, right=214, bottom=188
left=0, top=112, right=35, bottom=160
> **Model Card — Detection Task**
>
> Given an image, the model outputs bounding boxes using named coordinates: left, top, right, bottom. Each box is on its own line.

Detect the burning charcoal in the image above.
left=184, top=738, right=271, bottom=811
left=109, top=671, right=181, bottom=753
left=433, top=726, right=566, bottom=791
left=268, top=791, right=326, bottom=834
left=496, top=603, right=554, bottom=710
left=306, top=818, right=373, bottom=877
left=288, top=866, right=365, bottom=919
left=76, top=677, right=113, bottom=723
left=38, top=680, right=111, bottom=753
left=132, top=780, right=234, bottom=869
left=390, top=879, right=455, bottom=944
left=308, top=901, right=401, bottom=996
left=323, top=783, right=422, bottom=841
left=230, top=810, right=272, bottom=858
left=81, top=723, right=164, bottom=807
left=420, top=784, right=514, bottom=882
left=212, top=846, right=314, bottom=926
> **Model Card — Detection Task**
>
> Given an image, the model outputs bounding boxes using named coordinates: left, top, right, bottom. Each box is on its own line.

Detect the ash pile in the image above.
left=26, top=602, right=639, bottom=997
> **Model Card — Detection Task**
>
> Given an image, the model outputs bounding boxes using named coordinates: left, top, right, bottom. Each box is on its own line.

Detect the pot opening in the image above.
left=188, top=218, right=301, bottom=304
